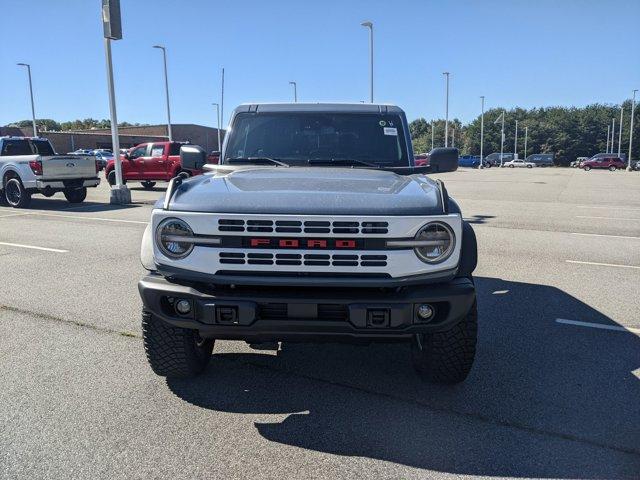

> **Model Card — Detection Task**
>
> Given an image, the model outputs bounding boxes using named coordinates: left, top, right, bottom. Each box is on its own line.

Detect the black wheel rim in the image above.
left=6, top=180, right=21, bottom=205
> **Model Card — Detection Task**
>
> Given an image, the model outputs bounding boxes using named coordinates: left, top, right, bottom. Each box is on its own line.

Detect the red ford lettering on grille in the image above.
left=248, top=238, right=358, bottom=249
left=279, top=239, right=299, bottom=248
left=250, top=238, right=271, bottom=247
left=336, top=240, right=356, bottom=248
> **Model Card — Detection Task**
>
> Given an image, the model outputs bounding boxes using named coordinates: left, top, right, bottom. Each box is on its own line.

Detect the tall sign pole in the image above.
left=479, top=96, right=485, bottom=169
left=102, top=0, right=130, bottom=204
left=628, top=89, right=637, bottom=171
left=514, top=120, right=518, bottom=159
left=431, top=120, right=435, bottom=150
left=443, top=72, right=450, bottom=147
left=617, top=106, right=624, bottom=157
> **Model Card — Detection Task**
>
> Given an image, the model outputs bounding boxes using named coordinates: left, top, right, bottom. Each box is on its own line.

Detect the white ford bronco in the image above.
left=0, top=136, right=100, bottom=207
left=139, top=103, right=478, bottom=384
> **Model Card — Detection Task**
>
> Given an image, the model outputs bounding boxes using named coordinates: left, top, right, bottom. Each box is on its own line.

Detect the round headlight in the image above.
left=414, top=222, right=455, bottom=264
left=156, top=218, right=194, bottom=259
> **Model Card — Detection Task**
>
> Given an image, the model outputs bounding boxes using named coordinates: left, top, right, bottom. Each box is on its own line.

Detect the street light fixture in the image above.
left=17, top=63, right=37, bottom=136
left=361, top=21, right=373, bottom=103
left=628, top=89, right=637, bottom=171
left=212, top=103, right=221, bottom=153
left=153, top=45, right=172, bottom=141
left=479, top=96, right=485, bottom=169
left=443, top=72, right=450, bottom=147
left=289, top=81, right=298, bottom=102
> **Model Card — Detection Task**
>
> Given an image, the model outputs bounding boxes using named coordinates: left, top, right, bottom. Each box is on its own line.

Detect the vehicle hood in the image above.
left=165, top=167, right=445, bottom=216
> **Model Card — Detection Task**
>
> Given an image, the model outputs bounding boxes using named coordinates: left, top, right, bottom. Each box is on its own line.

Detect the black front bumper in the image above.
left=138, top=274, right=476, bottom=342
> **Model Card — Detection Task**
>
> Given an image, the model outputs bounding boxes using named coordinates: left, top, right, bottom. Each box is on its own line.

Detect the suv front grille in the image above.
left=218, top=219, right=388, bottom=235
left=219, top=252, right=387, bottom=267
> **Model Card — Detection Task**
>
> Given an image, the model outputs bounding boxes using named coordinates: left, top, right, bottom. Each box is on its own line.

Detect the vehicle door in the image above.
left=145, top=143, right=167, bottom=179
left=125, top=144, right=149, bottom=180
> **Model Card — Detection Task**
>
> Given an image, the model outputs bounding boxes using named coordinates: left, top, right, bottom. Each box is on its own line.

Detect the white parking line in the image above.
left=0, top=241, right=68, bottom=253
left=556, top=318, right=640, bottom=334
left=27, top=213, right=148, bottom=225
left=0, top=213, right=30, bottom=219
left=576, top=215, right=640, bottom=221
left=571, top=232, right=640, bottom=240
left=566, top=260, right=640, bottom=270
left=575, top=205, right=640, bottom=212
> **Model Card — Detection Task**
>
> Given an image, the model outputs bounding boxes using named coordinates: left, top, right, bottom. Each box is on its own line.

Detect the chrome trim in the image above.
left=386, top=239, right=449, bottom=248
left=161, top=235, right=221, bottom=245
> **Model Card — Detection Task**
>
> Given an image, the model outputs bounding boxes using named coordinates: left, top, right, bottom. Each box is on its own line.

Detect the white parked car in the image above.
left=503, top=158, right=535, bottom=168
left=1, top=136, right=100, bottom=208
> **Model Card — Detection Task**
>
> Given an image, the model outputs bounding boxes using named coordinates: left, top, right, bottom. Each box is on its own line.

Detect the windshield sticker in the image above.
left=378, top=120, right=387, bottom=127
left=383, top=127, right=398, bottom=136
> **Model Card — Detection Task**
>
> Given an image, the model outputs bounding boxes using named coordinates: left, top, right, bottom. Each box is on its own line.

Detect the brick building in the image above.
left=0, top=124, right=225, bottom=154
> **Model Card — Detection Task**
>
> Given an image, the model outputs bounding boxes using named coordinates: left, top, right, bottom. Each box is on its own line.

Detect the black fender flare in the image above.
left=457, top=220, right=477, bottom=278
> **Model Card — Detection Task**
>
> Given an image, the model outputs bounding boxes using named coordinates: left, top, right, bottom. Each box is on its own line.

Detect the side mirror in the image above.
left=428, top=147, right=458, bottom=173
left=180, top=144, right=207, bottom=171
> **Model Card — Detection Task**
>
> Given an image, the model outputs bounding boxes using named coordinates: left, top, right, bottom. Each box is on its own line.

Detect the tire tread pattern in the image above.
left=142, top=311, right=213, bottom=378
left=412, top=301, right=477, bottom=384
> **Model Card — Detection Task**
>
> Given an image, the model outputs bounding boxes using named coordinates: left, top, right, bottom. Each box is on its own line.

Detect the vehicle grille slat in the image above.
left=219, top=219, right=388, bottom=235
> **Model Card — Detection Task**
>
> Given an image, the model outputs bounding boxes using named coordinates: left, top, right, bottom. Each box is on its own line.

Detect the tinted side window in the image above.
left=169, top=143, right=182, bottom=156
left=1, top=140, right=32, bottom=156
left=31, top=140, right=55, bottom=155
left=130, top=145, right=148, bottom=158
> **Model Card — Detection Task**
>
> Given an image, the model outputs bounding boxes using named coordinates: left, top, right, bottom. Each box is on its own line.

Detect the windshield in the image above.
left=224, top=112, right=409, bottom=167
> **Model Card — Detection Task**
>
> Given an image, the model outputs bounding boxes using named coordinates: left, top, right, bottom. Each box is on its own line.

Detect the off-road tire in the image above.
left=411, top=300, right=477, bottom=384
left=4, top=177, right=31, bottom=208
left=141, top=181, right=156, bottom=190
left=63, top=187, right=87, bottom=203
left=142, top=310, right=214, bottom=378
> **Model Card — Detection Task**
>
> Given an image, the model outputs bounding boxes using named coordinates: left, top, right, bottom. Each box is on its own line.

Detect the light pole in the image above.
left=220, top=67, right=225, bottom=132
left=102, top=0, right=129, bottom=204
left=361, top=21, right=373, bottom=103
left=628, top=89, right=637, bottom=171
left=606, top=124, right=610, bottom=153
left=152, top=45, right=172, bottom=141
left=514, top=120, right=518, bottom=159
left=212, top=103, right=221, bottom=152
left=479, top=96, right=485, bottom=169
left=494, top=111, right=505, bottom=167
left=431, top=120, right=435, bottom=151
left=289, top=81, right=297, bottom=102
left=452, top=127, right=455, bottom=148
left=17, top=63, right=37, bottom=136
left=443, top=72, right=450, bottom=147
left=524, top=126, right=528, bottom=159
left=618, top=106, right=624, bottom=157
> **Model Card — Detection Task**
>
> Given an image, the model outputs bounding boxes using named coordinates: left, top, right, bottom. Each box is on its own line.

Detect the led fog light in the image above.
left=416, top=303, right=434, bottom=321
left=175, top=299, right=192, bottom=315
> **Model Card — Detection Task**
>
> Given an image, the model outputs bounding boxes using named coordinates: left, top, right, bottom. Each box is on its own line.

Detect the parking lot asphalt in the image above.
left=1, top=167, right=639, bottom=479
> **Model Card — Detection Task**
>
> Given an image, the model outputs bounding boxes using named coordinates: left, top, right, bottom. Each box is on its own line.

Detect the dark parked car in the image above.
left=414, top=153, right=429, bottom=166
left=485, top=152, right=514, bottom=167
left=526, top=154, right=555, bottom=167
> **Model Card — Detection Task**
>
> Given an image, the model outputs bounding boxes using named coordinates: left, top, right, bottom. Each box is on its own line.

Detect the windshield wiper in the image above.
left=226, top=157, right=289, bottom=167
left=307, top=158, right=379, bottom=168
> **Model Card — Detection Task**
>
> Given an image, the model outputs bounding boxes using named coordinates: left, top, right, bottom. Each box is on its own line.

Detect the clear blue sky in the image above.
left=1, top=0, right=638, bottom=128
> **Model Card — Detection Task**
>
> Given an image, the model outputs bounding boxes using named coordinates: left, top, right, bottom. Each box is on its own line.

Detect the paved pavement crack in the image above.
left=2, top=303, right=638, bottom=458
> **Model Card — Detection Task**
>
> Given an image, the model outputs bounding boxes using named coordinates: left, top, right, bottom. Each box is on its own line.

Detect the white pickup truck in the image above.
left=0, top=136, right=100, bottom=208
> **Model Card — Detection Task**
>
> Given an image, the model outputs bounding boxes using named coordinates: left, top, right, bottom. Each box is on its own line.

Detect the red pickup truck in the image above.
left=105, top=141, right=204, bottom=189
